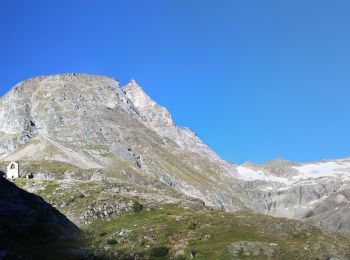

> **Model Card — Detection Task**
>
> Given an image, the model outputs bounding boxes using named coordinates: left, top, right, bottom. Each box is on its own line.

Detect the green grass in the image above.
left=85, top=205, right=350, bottom=259
left=13, top=178, right=27, bottom=188
left=35, top=181, right=60, bottom=197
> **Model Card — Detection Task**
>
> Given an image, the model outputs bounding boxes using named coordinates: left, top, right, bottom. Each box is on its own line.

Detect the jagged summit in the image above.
left=124, top=79, right=174, bottom=127
left=123, top=78, right=227, bottom=163
left=124, top=79, right=157, bottom=110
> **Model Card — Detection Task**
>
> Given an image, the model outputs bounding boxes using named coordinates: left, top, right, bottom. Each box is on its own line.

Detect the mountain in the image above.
left=0, top=73, right=350, bottom=259
left=0, top=73, right=240, bottom=210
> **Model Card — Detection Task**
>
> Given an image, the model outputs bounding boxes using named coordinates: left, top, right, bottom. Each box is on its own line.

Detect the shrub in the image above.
left=188, top=222, right=197, bottom=230
left=149, top=246, right=169, bottom=257
left=132, top=201, right=143, bottom=212
left=106, top=239, right=118, bottom=245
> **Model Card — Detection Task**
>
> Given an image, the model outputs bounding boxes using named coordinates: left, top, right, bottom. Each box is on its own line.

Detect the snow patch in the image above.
left=236, top=166, right=289, bottom=183
left=292, top=162, right=350, bottom=180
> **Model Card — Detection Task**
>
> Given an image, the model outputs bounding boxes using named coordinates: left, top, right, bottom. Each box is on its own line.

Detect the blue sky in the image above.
left=1, top=1, right=350, bottom=164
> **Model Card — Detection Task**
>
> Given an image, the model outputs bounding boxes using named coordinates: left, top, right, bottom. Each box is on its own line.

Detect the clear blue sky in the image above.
left=1, top=1, right=350, bottom=164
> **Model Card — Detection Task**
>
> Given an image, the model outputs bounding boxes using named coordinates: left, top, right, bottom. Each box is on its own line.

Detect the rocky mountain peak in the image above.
left=124, top=79, right=157, bottom=109
left=124, top=79, right=174, bottom=128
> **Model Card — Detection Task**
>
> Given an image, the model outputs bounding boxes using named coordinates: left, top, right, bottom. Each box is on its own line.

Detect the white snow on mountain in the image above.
left=236, top=166, right=289, bottom=183
left=292, top=161, right=350, bottom=180
left=236, top=160, right=350, bottom=183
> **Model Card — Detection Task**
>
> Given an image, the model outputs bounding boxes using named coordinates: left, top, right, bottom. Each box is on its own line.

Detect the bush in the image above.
left=106, top=239, right=118, bottom=245
left=188, top=222, right=197, bottom=230
left=132, top=201, right=143, bottom=212
left=238, top=248, right=244, bottom=257
left=149, top=246, right=169, bottom=257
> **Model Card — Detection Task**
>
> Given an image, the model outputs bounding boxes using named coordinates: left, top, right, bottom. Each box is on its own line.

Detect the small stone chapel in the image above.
left=6, top=161, right=19, bottom=179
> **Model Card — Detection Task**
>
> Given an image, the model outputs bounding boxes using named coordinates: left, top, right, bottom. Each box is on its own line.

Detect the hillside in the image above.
left=9, top=177, right=350, bottom=259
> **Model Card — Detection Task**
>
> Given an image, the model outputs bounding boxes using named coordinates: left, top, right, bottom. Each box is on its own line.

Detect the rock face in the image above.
left=0, top=176, right=83, bottom=258
left=0, top=74, right=140, bottom=167
left=0, top=73, right=350, bottom=240
left=124, top=79, right=174, bottom=128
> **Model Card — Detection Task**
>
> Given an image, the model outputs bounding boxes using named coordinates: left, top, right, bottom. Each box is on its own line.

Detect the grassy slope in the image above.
left=8, top=170, right=350, bottom=260
left=86, top=205, right=350, bottom=260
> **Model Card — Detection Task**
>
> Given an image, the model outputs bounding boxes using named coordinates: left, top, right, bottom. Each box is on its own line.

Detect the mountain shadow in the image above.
left=0, top=177, right=85, bottom=259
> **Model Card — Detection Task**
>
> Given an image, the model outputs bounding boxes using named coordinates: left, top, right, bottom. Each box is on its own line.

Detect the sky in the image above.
left=1, top=1, right=350, bottom=164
